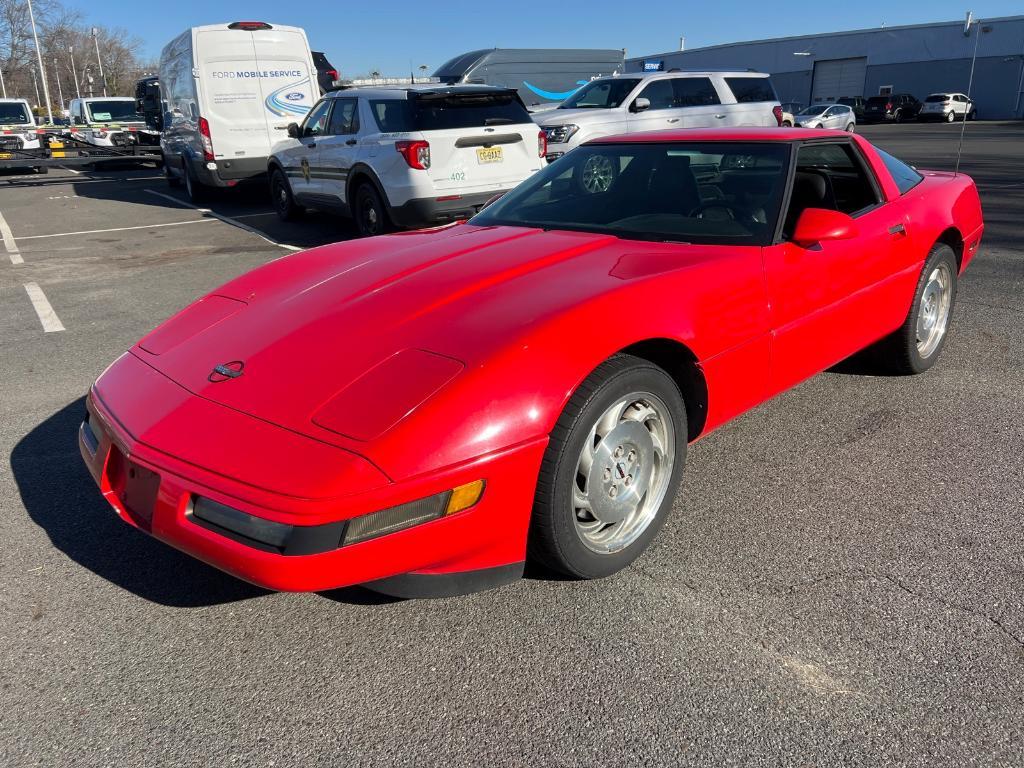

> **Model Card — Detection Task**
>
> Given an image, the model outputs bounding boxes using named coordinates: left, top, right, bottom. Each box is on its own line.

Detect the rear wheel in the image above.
left=529, top=354, right=687, bottom=579
left=845, top=122, right=855, bottom=132
left=184, top=162, right=206, bottom=204
left=354, top=182, right=391, bottom=237
left=164, top=158, right=181, bottom=188
left=33, top=166, right=48, bottom=175
left=875, top=243, right=958, bottom=374
left=946, top=110, right=956, bottom=123
left=782, top=120, right=792, bottom=127
left=894, top=109, right=903, bottom=123
left=270, top=168, right=303, bottom=221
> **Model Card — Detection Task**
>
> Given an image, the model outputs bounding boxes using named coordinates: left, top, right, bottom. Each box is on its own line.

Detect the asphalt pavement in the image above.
left=1, top=122, right=1022, bottom=767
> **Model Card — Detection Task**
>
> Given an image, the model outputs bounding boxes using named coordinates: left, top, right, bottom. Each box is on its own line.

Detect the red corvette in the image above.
left=80, top=128, right=983, bottom=597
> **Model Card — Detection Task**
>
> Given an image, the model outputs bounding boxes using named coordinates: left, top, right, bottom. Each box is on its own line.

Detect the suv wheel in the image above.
left=894, top=108, right=903, bottom=123
left=270, top=168, right=303, bottom=221
left=354, top=182, right=391, bottom=237
left=945, top=110, right=956, bottom=123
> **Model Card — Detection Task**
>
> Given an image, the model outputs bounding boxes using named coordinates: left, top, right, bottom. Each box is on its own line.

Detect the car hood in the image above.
left=134, top=225, right=625, bottom=450
left=536, top=107, right=619, bottom=127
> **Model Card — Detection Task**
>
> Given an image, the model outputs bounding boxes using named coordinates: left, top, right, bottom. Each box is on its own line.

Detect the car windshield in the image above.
left=86, top=100, right=142, bottom=122
left=559, top=78, right=640, bottom=109
left=0, top=102, right=31, bottom=124
left=798, top=105, right=828, bottom=116
left=471, top=142, right=790, bottom=246
left=925, top=94, right=950, bottom=103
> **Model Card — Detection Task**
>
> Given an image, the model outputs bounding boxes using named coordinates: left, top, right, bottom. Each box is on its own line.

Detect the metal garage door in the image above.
left=811, top=57, right=867, bottom=103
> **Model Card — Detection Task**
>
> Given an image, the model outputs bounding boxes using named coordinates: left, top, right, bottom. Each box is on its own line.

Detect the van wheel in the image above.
left=271, top=168, right=303, bottom=221
left=184, top=163, right=206, bottom=203
left=354, top=182, right=391, bottom=237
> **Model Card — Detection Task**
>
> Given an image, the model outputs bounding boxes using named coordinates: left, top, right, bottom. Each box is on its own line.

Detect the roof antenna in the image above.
left=955, top=11, right=981, bottom=177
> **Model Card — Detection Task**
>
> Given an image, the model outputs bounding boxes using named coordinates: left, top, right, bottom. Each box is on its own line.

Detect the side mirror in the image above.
left=287, top=122, right=300, bottom=138
left=792, top=208, right=859, bottom=247
left=631, top=97, right=650, bottom=113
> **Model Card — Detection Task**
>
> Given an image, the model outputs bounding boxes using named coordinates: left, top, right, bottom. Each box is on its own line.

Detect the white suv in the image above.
left=918, top=93, right=976, bottom=122
left=538, top=71, right=782, bottom=162
left=269, top=84, right=545, bottom=236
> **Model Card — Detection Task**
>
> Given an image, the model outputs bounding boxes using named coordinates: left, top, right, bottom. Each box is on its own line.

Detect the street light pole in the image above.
left=91, top=27, right=107, bottom=97
left=0, top=68, right=6, bottom=99
left=31, top=65, right=40, bottom=108
left=69, top=47, right=81, bottom=99
left=27, top=0, right=54, bottom=124
left=53, top=57, right=64, bottom=114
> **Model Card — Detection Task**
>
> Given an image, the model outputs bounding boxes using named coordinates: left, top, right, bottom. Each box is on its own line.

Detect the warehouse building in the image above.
left=627, top=15, right=1024, bottom=119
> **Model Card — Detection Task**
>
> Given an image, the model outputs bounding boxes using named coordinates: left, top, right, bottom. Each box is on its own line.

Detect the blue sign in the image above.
left=643, top=60, right=664, bottom=72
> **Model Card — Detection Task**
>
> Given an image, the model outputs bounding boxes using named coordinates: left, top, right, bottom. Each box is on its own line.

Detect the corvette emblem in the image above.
left=208, top=361, right=245, bottom=382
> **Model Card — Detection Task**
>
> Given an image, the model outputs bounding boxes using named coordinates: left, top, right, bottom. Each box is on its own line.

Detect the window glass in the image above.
left=472, top=142, right=790, bottom=246
left=301, top=99, right=331, bottom=136
left=560, top=78, right=641, bottom=109
left=875, top=147, right=924, bottom=195
left=784, top=142, right=880, bottom=236
left=370, top=100, right=409, bottom=132
left=725, top=77, right=777, bottom=103
left=0, top=102, right=31, bottom=124
left=672, top=77, right=720, bottom=106
left=327, top=98, right=359, bottom=135
left=637, top=79, right=676, bottom=110
left=371, top=92, right=530, bottom=131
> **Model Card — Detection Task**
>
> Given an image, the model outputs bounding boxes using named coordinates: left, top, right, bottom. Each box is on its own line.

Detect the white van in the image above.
left=0, top=98, right=45, bottom=173
left=68, top=97, right=158, bottom=148
left=159, top=21, right=317, bottom=201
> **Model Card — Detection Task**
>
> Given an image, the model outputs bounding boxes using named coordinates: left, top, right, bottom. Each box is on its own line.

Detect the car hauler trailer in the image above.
left=0, top=127, right=162, bottom=170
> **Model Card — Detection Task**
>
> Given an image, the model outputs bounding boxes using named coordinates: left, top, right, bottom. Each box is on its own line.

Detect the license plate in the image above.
left=476, top=146, right=502, bottom=165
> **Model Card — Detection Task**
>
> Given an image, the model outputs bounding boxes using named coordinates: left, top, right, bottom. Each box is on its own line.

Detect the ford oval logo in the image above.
left=284, top=92, right=304, bottom=101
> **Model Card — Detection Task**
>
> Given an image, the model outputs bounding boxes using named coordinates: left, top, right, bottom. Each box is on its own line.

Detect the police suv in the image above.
left=268, top=81, right=545, bottom=236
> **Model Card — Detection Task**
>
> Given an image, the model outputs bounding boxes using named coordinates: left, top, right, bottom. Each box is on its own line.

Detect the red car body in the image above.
left=80, top=129, right=983, bottom=595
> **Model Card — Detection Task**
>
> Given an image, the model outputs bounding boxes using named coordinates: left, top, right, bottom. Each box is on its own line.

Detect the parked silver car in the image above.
left=794, top=103, right=856, bottom=131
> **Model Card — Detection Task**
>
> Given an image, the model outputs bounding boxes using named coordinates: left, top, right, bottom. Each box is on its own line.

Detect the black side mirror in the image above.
left=287, top=122, right=300, bottom=138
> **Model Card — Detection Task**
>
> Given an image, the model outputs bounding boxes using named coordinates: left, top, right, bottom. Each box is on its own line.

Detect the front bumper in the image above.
left=79, top=365, right=545, bottom=593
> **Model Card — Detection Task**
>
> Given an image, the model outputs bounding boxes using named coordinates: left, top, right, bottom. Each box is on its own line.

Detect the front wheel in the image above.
left=529, top=354, right=687, bottom=579
left=270, top=168, right=303, bottom=221
left=874, top=243, right=958, bottom=374
left=783, top=120, right=792, bottom=127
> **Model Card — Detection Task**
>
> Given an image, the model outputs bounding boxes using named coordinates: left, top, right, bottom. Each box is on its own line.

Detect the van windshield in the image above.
left=0, top=102, right=31, bottom=124
left=86, top=100, right=142, bottom=123
left=559, top=78, right=640, bottom=109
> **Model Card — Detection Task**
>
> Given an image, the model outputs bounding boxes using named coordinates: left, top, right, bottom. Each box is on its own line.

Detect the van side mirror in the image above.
left=287, top=122, right=300, bottom=138
left=793, top=208, right=859, bottom=247
left=631, top=97, right=651, bottom=113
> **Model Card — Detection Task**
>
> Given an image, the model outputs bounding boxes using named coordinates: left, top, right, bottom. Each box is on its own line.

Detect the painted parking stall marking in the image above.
left=0, top=207, right=22, bottom=264
left=23, top=282, right=65, bottom=333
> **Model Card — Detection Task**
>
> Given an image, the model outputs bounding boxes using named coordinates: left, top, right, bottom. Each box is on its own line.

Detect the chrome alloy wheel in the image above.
left=916, top=261, right=953, bottom=358
left=572, top=392, right=675, bottom=554
left=581, top=155, right=615, bottom=194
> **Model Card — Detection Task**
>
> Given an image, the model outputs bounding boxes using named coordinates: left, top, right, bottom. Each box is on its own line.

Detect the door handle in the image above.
left=714, top=114, right=727, bottom=119
left=667, top=118, right=680, bottom=123
left=345, top=138, right=358, bottom=146
left=888, top=223, right=907, bottom=237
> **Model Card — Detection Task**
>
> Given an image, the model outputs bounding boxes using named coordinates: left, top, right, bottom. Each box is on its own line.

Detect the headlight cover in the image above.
left=543, top=124, right=579, bottom=145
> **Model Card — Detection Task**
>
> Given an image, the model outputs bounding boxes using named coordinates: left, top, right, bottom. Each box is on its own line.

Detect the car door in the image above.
left=278, top=97, right=332, bottom=200
left=763, top=140, right=910, bottom=394
left=315, top=97, right=361, bottom=207
left=673, top=76, right=726, bottom=128
left=626, top=78, right=685, bottom=134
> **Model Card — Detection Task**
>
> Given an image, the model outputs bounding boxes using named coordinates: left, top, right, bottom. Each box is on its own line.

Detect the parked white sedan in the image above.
left=794, top=103, right=856, bottom=131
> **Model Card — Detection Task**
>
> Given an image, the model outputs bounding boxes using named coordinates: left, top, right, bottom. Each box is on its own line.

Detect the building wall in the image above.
left=627, top=16, right=1024, bottom=118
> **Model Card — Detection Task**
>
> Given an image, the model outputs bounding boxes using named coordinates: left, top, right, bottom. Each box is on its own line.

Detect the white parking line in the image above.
left=144, top=189, right=302, bottom=251
left=16, top=218, right=216, bottom=241
left=59, top=165, right=82, bottom=175
left=0, top=208, right=22, bottom=264
left=23, top=282, right=65, bottom=332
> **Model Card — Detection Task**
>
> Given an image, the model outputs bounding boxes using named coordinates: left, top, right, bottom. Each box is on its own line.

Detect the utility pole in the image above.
left=27, top=0, right=54, bottom=124
left=91, top=27, right=107, bottom=97
left=0, top=67, right=6, bottom=99
left=31, top=65, right=40, bottom=108
left=69, top=47, right=81, bottom=99
left=53, top=57, right=64, bottom=113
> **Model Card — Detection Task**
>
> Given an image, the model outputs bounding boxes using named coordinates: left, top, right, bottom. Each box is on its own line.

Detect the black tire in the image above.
left=845, top=122, right=856, bottom=133
left=270, top=168, right=303, bottom=221
left=528, top=354, right=688, bottom=579
left=894, top=109, right=903, bottom=123
left=33, top=166, right=48, bottom=175
left=874, top=243, right=959, bottom=375
left=946, top=111, right=956, bottom=123
left=782, top=120, right=792, bottom=127
left=353, top=182, right=391, bottom=237
left=815, top=123, right=824, bottom=130
left=164, top=159, right=181, bottom=188
left=183, top=161, right=206, bottom=204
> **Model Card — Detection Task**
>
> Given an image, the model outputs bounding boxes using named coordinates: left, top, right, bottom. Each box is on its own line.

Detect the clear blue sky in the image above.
left=79, top=1, right=1022, bottom=74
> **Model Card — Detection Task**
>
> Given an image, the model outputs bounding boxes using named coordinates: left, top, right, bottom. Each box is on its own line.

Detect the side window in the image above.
left=370, top=99, right=413, bottom=132
left=785, top=142, right=881, bottom=235
left=301, top=99, right=331, bottom=137
left=327, top=98, right=359, bottom=135
left=672, top=77, right=720, bottom=107
left=875, top=147, right=924, bottom=195
left=637, top=79, right=676, bottom=110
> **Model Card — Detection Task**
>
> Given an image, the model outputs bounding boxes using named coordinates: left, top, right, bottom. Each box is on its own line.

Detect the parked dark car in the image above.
left=312, top=51, right=339, bottom=94
left=837, top=96, right=866, bottom=120
left=863, top=93, right=921, bottom=123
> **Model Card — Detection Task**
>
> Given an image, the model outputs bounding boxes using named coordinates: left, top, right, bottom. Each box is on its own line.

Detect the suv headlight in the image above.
left=543, top=124, right=579, bottom=145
